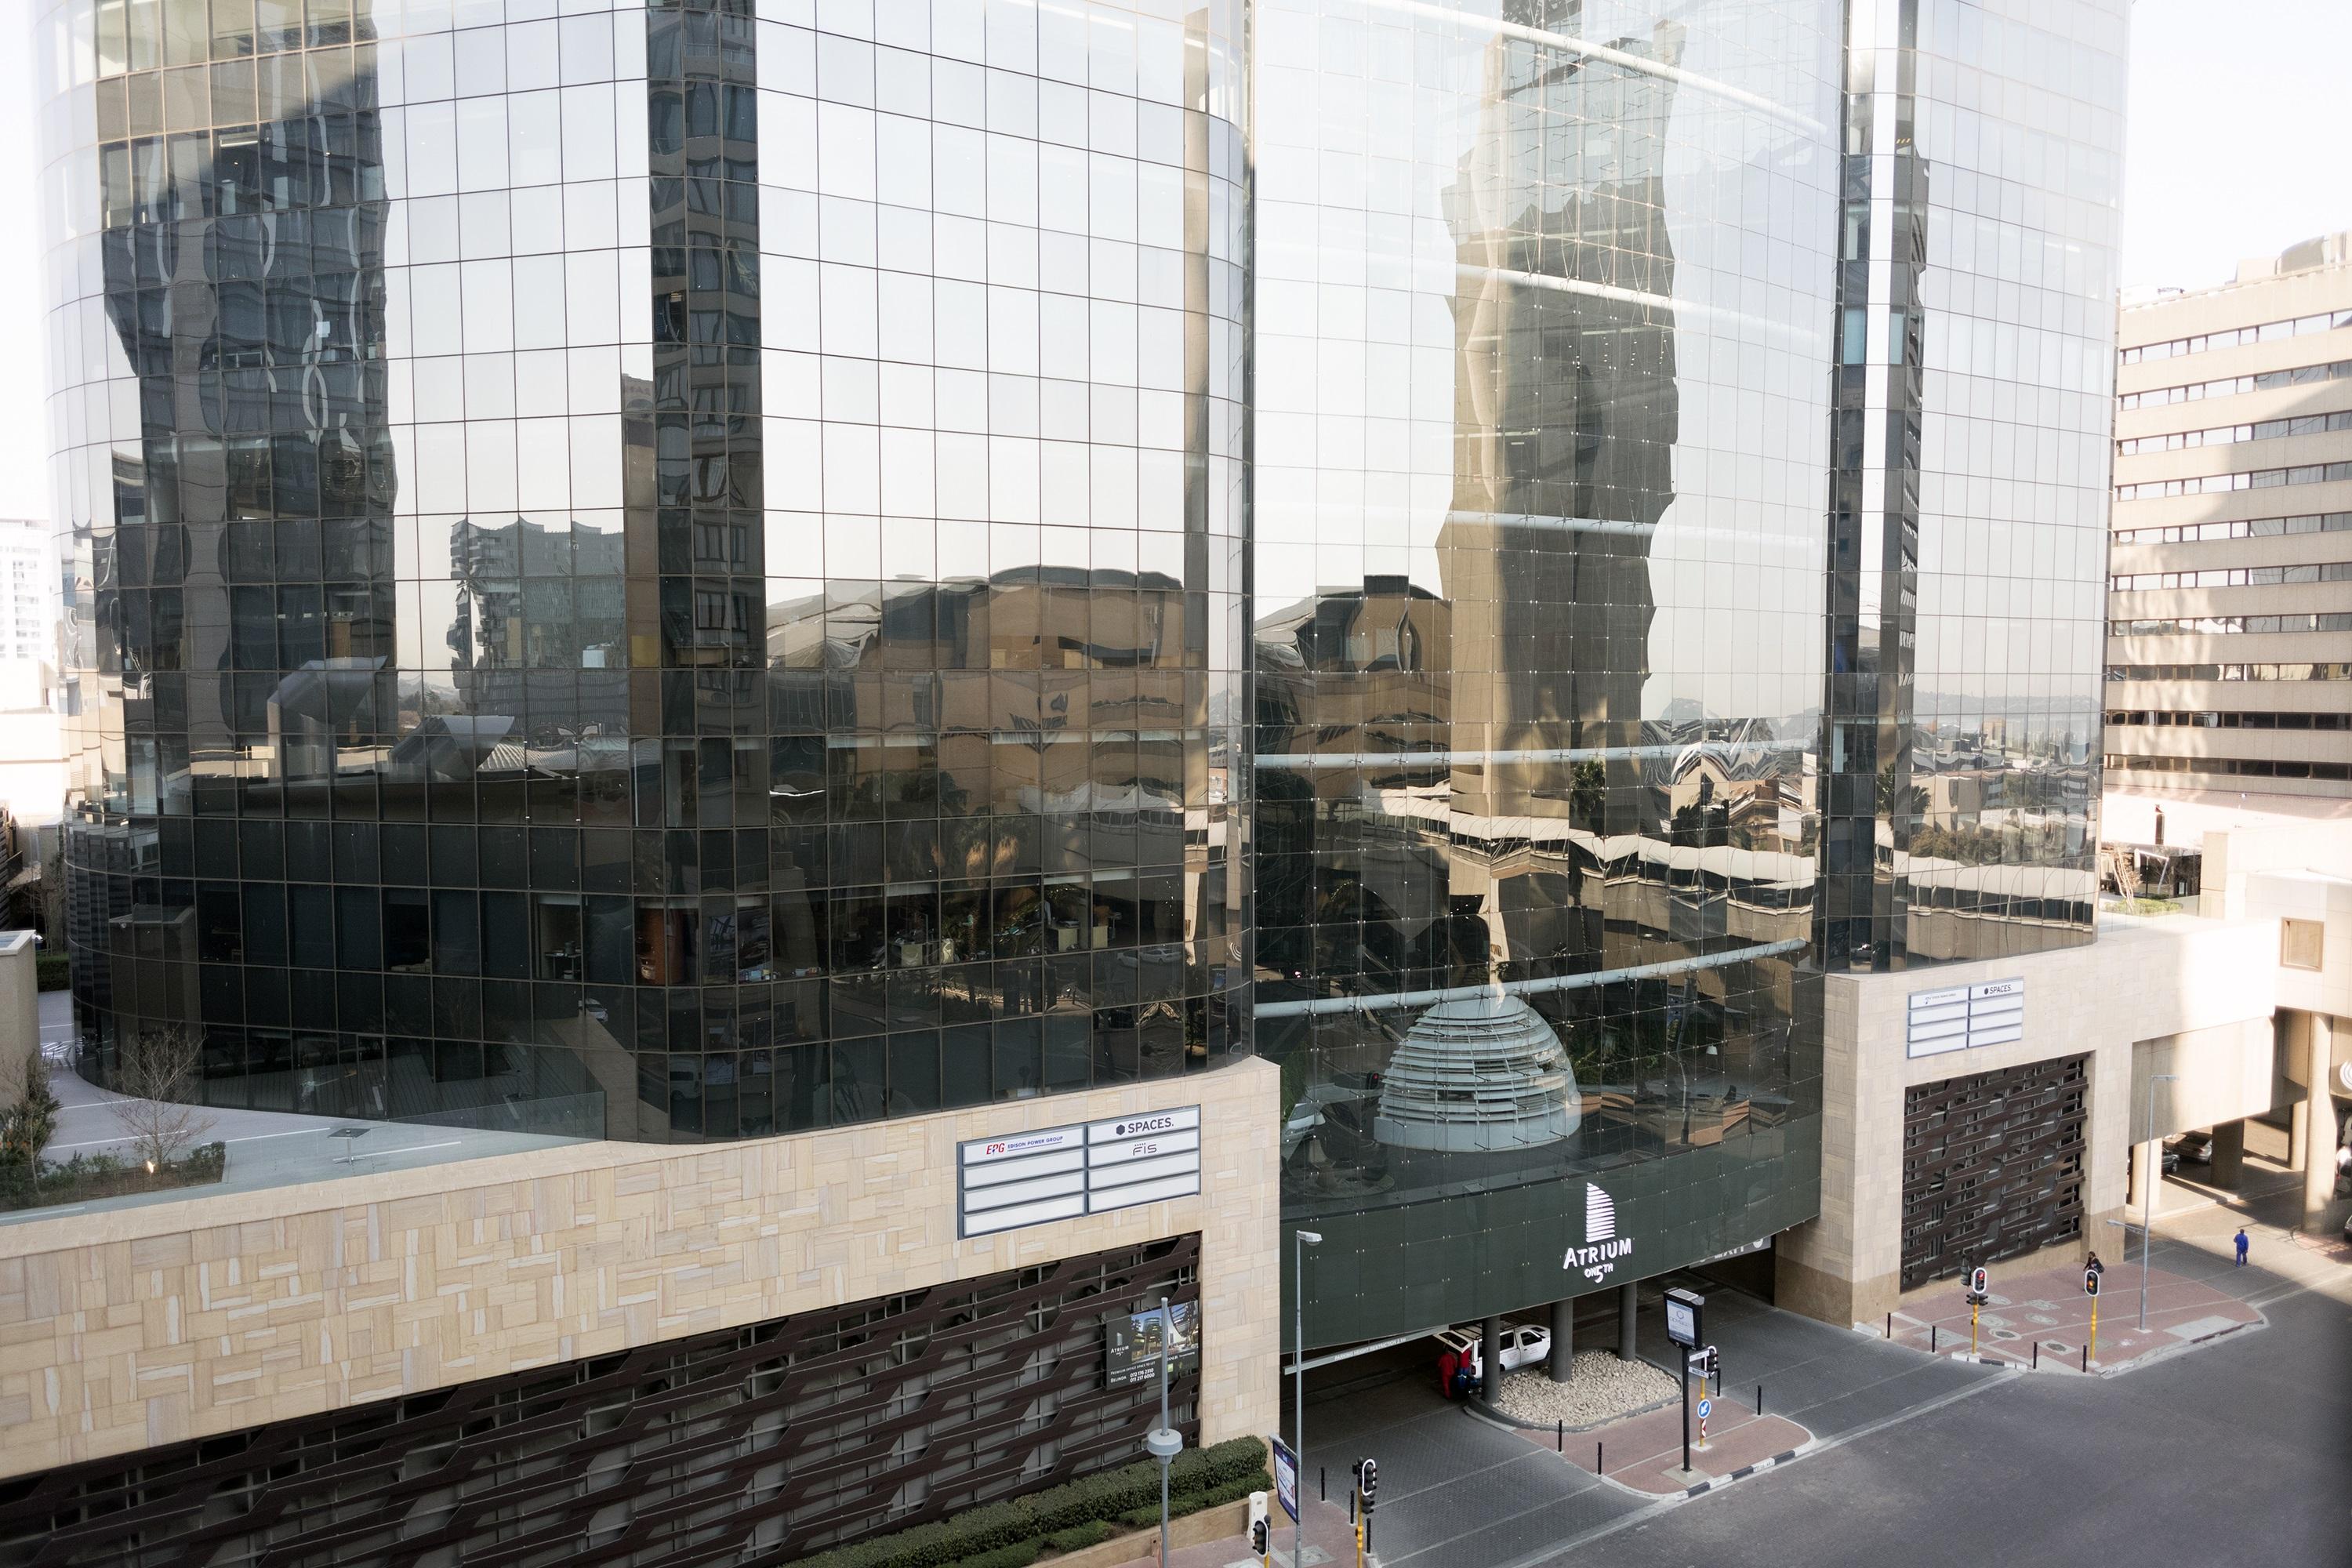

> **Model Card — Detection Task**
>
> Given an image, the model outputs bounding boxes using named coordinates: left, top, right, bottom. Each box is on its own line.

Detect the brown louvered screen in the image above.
left=0, top=1235, right=1201, bottom=1568
left=1900, top=1053, right=2087, bottom=1290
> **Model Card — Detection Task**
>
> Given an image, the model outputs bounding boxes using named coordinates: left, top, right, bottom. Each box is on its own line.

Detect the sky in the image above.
left=0, top=0, right=2341, bottom=532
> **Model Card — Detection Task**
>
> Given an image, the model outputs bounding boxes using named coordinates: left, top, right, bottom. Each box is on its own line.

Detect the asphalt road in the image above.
left=1548, top=1186, right=2352, bottom=1567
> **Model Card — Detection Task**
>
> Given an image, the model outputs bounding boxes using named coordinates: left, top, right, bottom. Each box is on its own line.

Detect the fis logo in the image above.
left=1563, top=1183, right=1633, bottom=1283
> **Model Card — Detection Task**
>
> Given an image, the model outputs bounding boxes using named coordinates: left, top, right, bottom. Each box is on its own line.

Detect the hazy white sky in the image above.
left=0, top=0, right=2340, bottom=529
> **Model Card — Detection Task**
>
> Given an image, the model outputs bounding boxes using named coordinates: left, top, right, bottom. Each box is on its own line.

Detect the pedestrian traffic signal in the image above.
left=1969, top=1265, right=1988, bottom=1296
left=2082, top=1266, right=2100, bottom=1298
left=1250, top=1519, right=1268, bottom=1554
left=1359, top=1457, right=1377, bottom=1512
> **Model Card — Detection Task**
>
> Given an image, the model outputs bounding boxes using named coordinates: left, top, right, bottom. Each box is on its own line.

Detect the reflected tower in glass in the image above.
left=1253, top=0, right=1845, bottom=1342
left=43, top=0, right=1254, bottom=1140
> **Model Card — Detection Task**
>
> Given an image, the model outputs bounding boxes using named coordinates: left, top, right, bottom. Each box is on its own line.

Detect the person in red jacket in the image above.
left=1437, top=1348, right=1459, bottom=1399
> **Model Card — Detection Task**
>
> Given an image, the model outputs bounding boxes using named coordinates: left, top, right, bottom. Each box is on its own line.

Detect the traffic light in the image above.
left=1250, top=1519, right=1269, bottom=1555
left=1359, top=1457, right=1378, bottom=1513
left=2083, top=1266, right=2100, bottom=1298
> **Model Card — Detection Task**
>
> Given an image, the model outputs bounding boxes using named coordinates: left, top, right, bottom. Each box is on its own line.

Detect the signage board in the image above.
left=1906, top=978, right=2025, bottom=1057
left=1664, top=1287, right=1704, bottom=1349
left=959, top=1105, right=1202, bottom=1237
left=1271, top=1437, right=1300, bottom=1522
left=1697, top=1398, right=1711, bottom=1420
left=1104, top=1300, right=1200, bottom=1390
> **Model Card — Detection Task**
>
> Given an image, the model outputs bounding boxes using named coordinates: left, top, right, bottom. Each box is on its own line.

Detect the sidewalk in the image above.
left=1888, top=1258, right=2262, bottom=1374
left=1167, top=1498, right=1361, bottom=1568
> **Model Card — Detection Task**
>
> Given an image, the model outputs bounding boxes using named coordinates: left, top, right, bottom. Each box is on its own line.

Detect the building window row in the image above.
left=2119, top=357, right=2352, bottom=411
left=2115, top=406, right=2352, bottom=456
left=2106, top=753, right=2352, bottom=782
left=2118, top=308, right=2352, bottom=365
left=2113, top=509, right=2352, bottom=545
left=2110, top=561, right=2352, bottom=591
left=2104, top=662, right=2352, bottom=683
left=2114, top=459, right=2352, bottom=500
left=2107, top=710, right=2352, bottom=731
left=2111, top=612, right=2352, bottom=637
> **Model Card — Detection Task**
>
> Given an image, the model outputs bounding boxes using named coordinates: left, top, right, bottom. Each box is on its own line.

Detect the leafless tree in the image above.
left=2106, top=844, right=2144, bottom=909
left=111, top=1025, right=216, bottom=1172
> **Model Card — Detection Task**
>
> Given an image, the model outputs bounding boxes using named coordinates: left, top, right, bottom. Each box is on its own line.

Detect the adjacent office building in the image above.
left=2106, top=230, right=2352, bottom=798
left=20, top=2, right=2293, bottom=1564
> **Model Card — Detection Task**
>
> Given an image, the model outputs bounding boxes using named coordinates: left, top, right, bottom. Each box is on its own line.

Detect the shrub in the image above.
left=34, top=952, right=67, bottom=991
left=949, top=1546, right=1038, bottom=1568
left=1040, top=1521, right=1113, bottom=1552
left=788, top=1437, right=1267, bottom=1568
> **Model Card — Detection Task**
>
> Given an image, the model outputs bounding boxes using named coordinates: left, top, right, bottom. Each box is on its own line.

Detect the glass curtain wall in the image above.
left=1253, top=0, right=1842, bottom=1344
left=1823, top=0, right=2121, bottom=968
left=42, top=0, right=1252, bottom=1142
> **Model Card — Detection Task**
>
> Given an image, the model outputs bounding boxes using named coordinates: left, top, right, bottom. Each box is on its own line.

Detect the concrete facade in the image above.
left=0, top=1058, right=1280, bottom=1483
left=0, top=931, right=34, bottom=1106
left=2107, top=232, right=2352, bottom=799
left=1776, top=917, right=2278, bottom=1327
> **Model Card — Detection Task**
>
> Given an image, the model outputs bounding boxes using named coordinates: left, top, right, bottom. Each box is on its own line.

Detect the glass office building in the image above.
left=1253, top=0, right=2120, bottom=1346
left=44, top=0, right=2124, bottom=1348
left=45, top=0, right=1252, bottom=1139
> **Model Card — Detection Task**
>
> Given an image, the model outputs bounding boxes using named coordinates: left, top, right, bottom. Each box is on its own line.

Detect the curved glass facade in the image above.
left=42, top=0, right=1252, bottom=1139
left=1253, top=0, right=1844, bottom=1343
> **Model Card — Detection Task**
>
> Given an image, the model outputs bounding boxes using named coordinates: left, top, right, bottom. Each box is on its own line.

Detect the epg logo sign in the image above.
left=985, top=1142, right=1007, bottom=1156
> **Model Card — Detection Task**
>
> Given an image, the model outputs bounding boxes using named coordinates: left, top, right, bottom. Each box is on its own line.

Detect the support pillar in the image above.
left=2210, top=1119, right=2245, bottom=1190
left=2305, top=1015, right=2336, bottom=1226
left=1617, top=1281, right=1638, bottom=1361
left=1548, top=1298, right=1574, bottom=1384
left=1480, top=1315, right=1504, bottom=1407
left=2127, top=1142, right=2151, bottom=1219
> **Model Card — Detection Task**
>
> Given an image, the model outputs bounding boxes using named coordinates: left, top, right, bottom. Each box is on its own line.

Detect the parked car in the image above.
left=1432, top=1322, right=1552, bottom=1374
left=2169, top=1131, right=2213, bottom=1166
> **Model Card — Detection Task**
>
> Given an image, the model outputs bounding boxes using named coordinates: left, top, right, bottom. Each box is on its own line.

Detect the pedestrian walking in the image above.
left=2233, top=1227, right=2249, bottom=1267
left=2085, top=1250, right=2104, bottom=1277
left=1437, top=1348, right=1458, bottom=1399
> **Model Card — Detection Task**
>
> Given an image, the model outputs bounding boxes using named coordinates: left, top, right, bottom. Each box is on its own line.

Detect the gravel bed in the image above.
left=1492, top=1352, right=1678, bottom=1429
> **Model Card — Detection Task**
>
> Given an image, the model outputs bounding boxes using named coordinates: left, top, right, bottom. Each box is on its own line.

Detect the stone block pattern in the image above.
left=0, top=1061, right=1279, bottom=1484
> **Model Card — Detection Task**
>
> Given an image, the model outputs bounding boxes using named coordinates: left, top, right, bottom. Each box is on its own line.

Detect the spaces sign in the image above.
left=1905, top=978, right=2025, bottom=1058
left=1105, top=1299, right=1201, bottom=1389
left=957, top=1105, right=1202, bottom=1238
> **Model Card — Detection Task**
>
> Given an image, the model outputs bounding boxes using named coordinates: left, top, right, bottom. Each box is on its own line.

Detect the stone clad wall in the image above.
left=0, top=1058, right=1279, bottom=1480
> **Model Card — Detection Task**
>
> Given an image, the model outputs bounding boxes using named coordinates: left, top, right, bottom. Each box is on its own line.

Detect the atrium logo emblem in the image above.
left=1564, top=1182, right=1633, bottom=1283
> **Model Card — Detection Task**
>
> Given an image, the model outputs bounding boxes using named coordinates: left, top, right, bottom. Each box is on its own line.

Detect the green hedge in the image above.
left=34, top=952, right=67, bottom=992
left=792, top=1436, right=1267, bottom=1568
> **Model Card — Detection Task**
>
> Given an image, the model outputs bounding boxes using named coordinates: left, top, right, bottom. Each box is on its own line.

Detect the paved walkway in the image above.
left=1887, top=1258, right=2262, bottom=1374
left=1169, top=1498, right=1359, bottom=1568
left=1498, top=1396, right=1811, bottom=1496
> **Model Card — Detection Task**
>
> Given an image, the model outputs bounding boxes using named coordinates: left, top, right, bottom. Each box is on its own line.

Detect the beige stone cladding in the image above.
left=1777, top=917, right=2277, bottom=1327
left=0, top=1057, right=1280, bottom=1483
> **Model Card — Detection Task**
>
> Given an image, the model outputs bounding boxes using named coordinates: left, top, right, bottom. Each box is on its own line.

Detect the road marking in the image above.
left=1479, top=1367, right=2016, bottom=1568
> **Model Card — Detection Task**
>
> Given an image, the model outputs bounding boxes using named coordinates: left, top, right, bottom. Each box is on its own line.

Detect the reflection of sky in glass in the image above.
left=1253, top=0, right=1842, bottom=728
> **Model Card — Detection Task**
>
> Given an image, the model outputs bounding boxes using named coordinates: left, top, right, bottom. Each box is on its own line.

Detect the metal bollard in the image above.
left=1755, top=1384, right=1763, bottom=1416
left=1930, top=1324, right=1937, bottom=1353
left=1596, top=1439, right=1604, bottom=1475
left=2032, top=1341, right=2038, bottom=1370
left=2082, top=1344, right=2089, bottom=1373
left=1320, top=1467, right=1327, bottom=1502
left=1885, top=1312, right=1891, bottom=1339
left=1556, top=1419, right=1563, bottom=1452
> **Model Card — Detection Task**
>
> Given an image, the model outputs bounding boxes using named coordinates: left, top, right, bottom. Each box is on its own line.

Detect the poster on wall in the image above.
left=1104, top=1299, right=1201, bottom=1389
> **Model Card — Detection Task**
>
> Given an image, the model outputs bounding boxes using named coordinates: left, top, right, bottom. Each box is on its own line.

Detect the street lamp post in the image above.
left=1294, top=1229, right=1322, bottom=1568
left=1145, top=1294, right=1181, bottom=1566
left=2142, top=1073, right=2177, bottom=1331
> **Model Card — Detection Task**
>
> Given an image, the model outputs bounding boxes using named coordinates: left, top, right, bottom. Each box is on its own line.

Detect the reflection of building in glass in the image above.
left=54, top=0, right=1253, bottom=1144
left=1373, top=994, right=1581, bottom=1154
